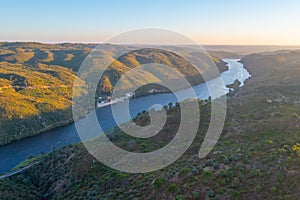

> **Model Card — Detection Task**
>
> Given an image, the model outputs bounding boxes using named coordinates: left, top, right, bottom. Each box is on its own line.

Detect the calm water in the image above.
left=0, top=59, right=250, bottom=173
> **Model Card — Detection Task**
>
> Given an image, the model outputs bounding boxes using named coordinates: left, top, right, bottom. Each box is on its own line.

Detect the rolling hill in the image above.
left=0, top=42, right=228, bottom=145
left=98, top=48, right=228, bottom=96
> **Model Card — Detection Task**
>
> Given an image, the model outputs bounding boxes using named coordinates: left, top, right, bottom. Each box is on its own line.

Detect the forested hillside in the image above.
left=0, top=43, right=91, bottom=144
left=0, top=43, right=227, bottom=145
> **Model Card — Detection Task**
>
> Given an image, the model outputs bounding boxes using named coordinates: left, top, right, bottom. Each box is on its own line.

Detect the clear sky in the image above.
left=1, top=0, right=300, bottom=45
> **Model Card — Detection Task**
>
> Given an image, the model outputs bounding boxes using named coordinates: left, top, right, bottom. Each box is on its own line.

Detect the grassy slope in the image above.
left=0, top=51, right=299, bottom=199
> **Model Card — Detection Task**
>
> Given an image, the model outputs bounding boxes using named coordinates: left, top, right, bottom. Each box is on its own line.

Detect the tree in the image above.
left=101, top=76, right=113, bottom=94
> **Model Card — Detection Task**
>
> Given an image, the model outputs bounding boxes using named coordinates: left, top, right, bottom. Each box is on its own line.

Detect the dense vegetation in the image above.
left=0, top=43, right=90, bottom=145
left=97, top=48, right=228, bottom=96
left=0, top=50, right=299, bottom=199
left=0, top=61, right=80, bottom=145
left=0, top=42, right=227, bottom=145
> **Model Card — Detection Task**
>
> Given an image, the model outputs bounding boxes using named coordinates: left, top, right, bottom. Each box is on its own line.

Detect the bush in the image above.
left=220, top=179, right=228, bottom=186
left=179, top=167, right=191, bottom=177
left=191, top=167, right=201, bottom=175
left=276, top=173, right=285, bottom=183
left=173, top=195, right=185, bottom=200
left=202, top=170, right=214, bottom=181
left=213, top=162, right=219, bottom=170
left=206, top=189, right=215, bottom=198
left=153, top=178, right=166, bottom=189
left=192, top=191, right=199, bottom=199
left=283, top=195, right=292, bottom=200
left=168, top=183, right=179, bottom=193
left=223, top=156, right=230, bottom=164
left=270, top=186, right=277, bottom=193
left=255, top=185, right=262, bottom=193
left=231, top=190, right=241, bottom=199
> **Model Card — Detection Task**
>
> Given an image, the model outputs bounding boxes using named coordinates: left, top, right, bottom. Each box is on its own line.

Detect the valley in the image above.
left=0, top=48, right=299, bottom=199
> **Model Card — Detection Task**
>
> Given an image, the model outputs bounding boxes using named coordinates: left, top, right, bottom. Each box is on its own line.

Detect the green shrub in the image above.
left=206, top=189, right=215, bottom=198
left=220, top=179, right=228, bottom=186
left=231, top=190, right=241, bottom=199
left=179, top=167, right=191, bottom=177
left=276, top=173, right=285, bottom=183
left=270, top=186, right=277, bottom=193
left=283, top=195, right=292, bottom=200
left=192, top=191, right=199, bottom=199
left=168, top=183, right=179, bottom=193
left=255, top=185, right=262, bottom=193
left=202, top=170, right=214, bottom=179
left=173, top=195, right=185, bottom=200
left=213, top=162, right=219, bottom=170
left=153, top=178, right=166, bottom=189
left=191, top=167, right=200, bottom=175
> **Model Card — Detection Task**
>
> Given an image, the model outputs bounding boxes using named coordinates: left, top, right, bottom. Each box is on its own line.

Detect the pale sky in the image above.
left=1, top=0, right=300, bottom=45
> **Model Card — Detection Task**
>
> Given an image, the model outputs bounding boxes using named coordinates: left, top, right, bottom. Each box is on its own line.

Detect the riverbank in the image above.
left=0, top=62, right=228, bottom=147
left=0, top=58, right=251, bottom=174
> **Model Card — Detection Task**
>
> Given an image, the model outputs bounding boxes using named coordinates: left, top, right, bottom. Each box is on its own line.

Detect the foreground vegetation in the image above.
left=0, top=99, right=299, bottom=199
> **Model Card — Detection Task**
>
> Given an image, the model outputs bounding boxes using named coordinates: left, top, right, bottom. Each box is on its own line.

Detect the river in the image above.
left=0, top=59, right=251, bottom=173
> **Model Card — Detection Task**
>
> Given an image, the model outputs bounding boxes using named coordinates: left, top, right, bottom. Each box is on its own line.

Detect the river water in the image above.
left=0, top=59, right=251, bottom=173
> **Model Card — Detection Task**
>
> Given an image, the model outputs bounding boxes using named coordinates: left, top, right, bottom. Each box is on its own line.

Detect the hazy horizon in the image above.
left=2, top=41, right=300, bottom=47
